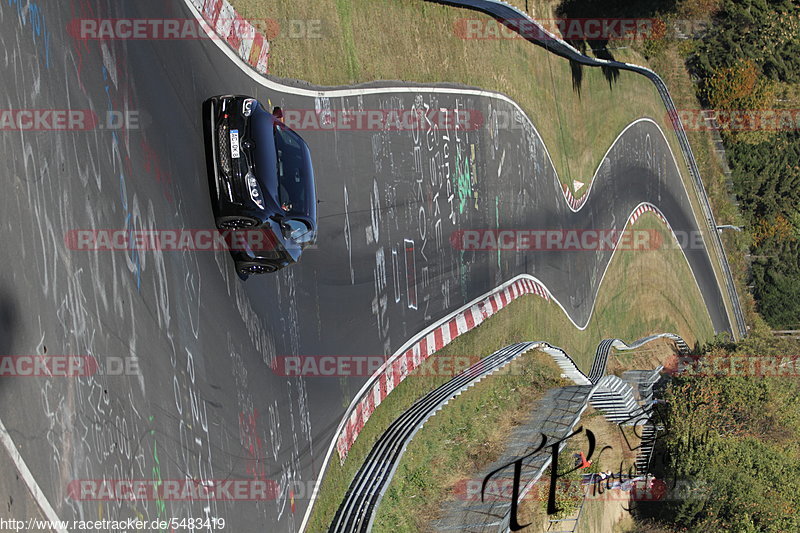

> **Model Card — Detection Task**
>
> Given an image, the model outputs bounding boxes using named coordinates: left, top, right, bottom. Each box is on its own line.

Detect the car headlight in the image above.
left=245, top=173, right=265, bottom=210
left=242, top=98, right=257, bottom=117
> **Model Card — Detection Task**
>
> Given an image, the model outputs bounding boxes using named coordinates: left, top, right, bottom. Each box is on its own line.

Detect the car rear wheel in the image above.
left=236, top=261, right=278, bottom=275
left=217, top=216, right=260, bottom=230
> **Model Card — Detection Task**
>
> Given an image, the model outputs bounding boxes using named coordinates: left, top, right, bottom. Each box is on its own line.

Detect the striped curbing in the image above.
left=336, top=277, right=551, bottom=460
left=335, top=205, right=680, bottom=461
left=189, top=0, right=271, bottom=74
left=562, top=182, right=589, bottom=210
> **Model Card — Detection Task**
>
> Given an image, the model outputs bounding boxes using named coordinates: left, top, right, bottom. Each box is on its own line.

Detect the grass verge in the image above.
left=648, top=45, right=757, bottom=331
left=371, top=349, right=567, bottom=531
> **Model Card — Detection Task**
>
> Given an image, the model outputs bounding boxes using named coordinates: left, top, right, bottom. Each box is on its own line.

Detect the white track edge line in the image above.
left=0, top=417, right=68, bottom=533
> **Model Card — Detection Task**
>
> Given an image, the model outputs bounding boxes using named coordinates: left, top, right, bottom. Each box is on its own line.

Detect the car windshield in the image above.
left=274, top=123, right=311, bottom=215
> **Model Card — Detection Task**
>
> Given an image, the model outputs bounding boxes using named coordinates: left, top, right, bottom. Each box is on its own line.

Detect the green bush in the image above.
left=641, top=328, right=800, bottom=532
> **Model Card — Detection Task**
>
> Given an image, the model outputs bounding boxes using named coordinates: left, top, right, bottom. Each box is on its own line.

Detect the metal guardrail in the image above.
left=427, top=0, right=747, bottom=340
left=329, top=342, right=540, bottom=532
left=589, top=333, right=687, bottom=383
left=330, top=334, right=688, bottom=531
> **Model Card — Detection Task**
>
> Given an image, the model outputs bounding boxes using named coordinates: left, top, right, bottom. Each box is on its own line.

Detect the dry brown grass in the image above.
left=360, top=350, right=568, bottom=531
left=515, top=406, right=644, bottom=532
left=607, top=337, right=682, bottom=377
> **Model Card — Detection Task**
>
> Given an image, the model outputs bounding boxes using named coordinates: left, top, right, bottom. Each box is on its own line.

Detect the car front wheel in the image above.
left=217, top=215, right=260, bottom=230
left=236, top=261, right=278, bottom=275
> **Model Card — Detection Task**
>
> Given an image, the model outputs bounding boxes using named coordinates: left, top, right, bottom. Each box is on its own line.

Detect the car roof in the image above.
left=251, top=109, right=317, bottom=225
left=277, top=122, right=316, bottom=223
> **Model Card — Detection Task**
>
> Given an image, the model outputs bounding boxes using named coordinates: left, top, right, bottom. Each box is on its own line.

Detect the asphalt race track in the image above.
left=0, top=0, right=732, bottom=531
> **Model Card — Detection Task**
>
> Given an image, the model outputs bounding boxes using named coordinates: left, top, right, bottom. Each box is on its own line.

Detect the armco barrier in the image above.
left=332, top=334, right=687, bottom=532
left=330, top=342, right=540, bottom=533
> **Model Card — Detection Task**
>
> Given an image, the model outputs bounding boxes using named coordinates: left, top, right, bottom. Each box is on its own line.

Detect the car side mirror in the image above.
left=272, top=106, right=283, bottom=120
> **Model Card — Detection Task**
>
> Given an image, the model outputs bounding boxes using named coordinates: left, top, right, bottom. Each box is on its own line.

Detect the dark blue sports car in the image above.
left=203, top=95, right=317, bottom=275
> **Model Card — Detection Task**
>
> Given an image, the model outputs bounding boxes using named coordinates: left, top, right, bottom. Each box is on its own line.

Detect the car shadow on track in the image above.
left=0, top=287, right=17, bottom=387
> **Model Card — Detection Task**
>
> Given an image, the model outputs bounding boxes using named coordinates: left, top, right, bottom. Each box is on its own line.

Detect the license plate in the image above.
left=229, top=129, right=240, bottom=159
